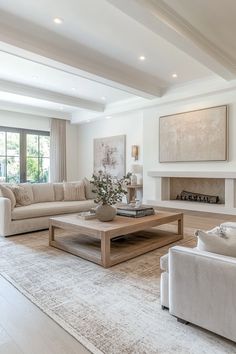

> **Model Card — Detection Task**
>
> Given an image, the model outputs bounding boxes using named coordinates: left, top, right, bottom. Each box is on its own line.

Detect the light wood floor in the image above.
left=0, top=209, right=235, bottom=354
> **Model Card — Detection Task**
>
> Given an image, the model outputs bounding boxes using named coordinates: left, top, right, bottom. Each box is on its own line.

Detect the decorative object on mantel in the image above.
left=93, top=135, right=126, bottom=179
left=177, top=190, right=220, bottom=204
left=131, top=164, right=143, bottom=185
left=131, top=145, right=139, bottom=160
left=159, top=105, right=228, bottom=162
left=90, top=171, right=127, bottom=222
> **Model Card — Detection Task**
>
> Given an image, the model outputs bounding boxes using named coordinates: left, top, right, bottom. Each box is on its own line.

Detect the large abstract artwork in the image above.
left=94, top=135, right=126, bottom=178
left=159, top=105, right=228, bottom=162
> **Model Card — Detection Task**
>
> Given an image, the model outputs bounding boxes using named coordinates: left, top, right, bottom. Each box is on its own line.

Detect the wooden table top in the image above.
left=50, top=211, right=183, bottom=234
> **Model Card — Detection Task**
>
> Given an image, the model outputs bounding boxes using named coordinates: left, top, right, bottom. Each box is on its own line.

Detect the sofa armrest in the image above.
left=0, top=197, right=12, bottom=236
left=169, top=246, right=236, bottom=342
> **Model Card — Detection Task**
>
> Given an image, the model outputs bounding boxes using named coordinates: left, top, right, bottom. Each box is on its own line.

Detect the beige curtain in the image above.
left=50, top=118, right=67, bottom=182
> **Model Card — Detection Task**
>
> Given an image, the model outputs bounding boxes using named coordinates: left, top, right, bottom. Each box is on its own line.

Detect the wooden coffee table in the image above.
left=49, top=211, right=183, bottom=268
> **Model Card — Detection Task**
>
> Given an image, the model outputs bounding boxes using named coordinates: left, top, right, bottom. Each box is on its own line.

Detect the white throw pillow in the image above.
left=63, top=181, right=86, bottom=201
left=195, top=228, right=236, bottom=257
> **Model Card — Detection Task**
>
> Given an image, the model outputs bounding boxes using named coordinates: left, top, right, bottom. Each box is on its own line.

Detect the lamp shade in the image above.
left=131, top=145, right=139, bottom=160
left=131, top=164, right=143, bottom=174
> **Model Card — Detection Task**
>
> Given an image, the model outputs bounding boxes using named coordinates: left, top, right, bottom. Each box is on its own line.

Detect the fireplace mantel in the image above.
left=147, top=171, right=236, bottom=215
left=148, top=171, right=236, bottom=179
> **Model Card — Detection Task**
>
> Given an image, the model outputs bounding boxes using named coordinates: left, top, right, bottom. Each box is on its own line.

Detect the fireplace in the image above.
left=147, top=171, right=236, bottom=215
left=170, top=178, right=224, bottom=204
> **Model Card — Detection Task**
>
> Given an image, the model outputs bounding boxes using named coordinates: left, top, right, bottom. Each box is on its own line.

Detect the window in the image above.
left=0, top=127, right=50, bottom=183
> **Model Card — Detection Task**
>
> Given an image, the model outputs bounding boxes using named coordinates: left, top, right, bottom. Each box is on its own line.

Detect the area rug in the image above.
left=0, top=229, right=235, bottom=354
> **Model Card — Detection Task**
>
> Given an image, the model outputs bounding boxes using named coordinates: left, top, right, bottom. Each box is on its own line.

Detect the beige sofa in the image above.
left=0, top=182, right=95, bottom=237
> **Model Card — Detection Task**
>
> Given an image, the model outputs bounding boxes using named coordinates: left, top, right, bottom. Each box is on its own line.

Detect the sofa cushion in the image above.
left=20, top=183, right=34, bottom=203
left=63, top=181, right=86, bottom=201
left=12, top=185, right=32, bottom=206
left=83, top=177, right=97, bottom=200
left=53, top=183, right=64, bottom=201
left=11, top=200, right=95, bottom=220
left=195, top=228, right=236, bottom=257
left=0, top=185, right=16, bottom=210
left=32, top=183, right=55, bottom=203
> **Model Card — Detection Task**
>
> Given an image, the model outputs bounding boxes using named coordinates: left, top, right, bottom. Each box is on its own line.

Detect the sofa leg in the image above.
left=177, top=317, right=189, bottom=325
left=161, top=305, right=168, bottom=310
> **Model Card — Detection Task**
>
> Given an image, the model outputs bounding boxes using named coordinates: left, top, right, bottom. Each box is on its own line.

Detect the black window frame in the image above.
left=0, top=126, right=50, bottom=183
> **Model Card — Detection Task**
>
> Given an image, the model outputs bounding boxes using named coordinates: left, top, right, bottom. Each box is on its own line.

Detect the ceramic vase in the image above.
left=96, top=204, right=116, bottom=222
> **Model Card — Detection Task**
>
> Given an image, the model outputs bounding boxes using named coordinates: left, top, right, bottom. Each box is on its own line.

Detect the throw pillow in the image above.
left=83, top=177, right=97, bottom=200
left=195, top=228, right=236, bottom=257
left=0, top=185, right=16, bottom=210
left=63, top=181, right=86, bottom=201
left=53, top=183, right=64, bottom=201
left=32, top=183, right=54, bottom=203
left=12, top=186, right=32, bottom=206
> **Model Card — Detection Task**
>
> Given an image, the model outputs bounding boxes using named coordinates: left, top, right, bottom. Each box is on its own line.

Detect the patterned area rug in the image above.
left=0, top=228, right=235, bottom=354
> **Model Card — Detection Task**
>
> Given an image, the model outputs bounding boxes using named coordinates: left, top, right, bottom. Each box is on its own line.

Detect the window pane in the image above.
left=0, top=131, right=6, bottom=155
left=7, top=132, right=20, bottom=156
left=39, top=158, right=49, bottom=182
left=27, top=134, right=38, bottom=157
left=39, top=136, right=50, bottom=157
left=0, top=157, right=6, bottom=182
left=7, top=157, right=20, bottom=183
left=27, top=157, right=39, bottom=182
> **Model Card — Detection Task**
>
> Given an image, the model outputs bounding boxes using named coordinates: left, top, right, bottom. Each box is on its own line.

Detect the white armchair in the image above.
left=160, top=246, right=236, bottom=343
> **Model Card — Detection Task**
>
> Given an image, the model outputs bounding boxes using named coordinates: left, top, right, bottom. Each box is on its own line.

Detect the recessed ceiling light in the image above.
left=59, top=106, right=64, bottom=110
left=32, top=75, right=39, bottom=79
left=101, top=96, right=106, bottom=101
left=172, top=73, right=178, bottom=78
left=71, top=87, right=76, bottom=91
left=106, top=116, right=112, bottom=119
left=139, top=55, right=146, bottom=61
left=53, top=17, right=63, bottom=24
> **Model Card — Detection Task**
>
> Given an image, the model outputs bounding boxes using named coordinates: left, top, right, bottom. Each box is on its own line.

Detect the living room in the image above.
left=0, top=1, right=236, bottom=353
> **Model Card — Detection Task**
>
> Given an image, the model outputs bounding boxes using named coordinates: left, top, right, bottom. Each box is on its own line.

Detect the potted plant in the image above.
left=90, top=171, right=127, bottom=221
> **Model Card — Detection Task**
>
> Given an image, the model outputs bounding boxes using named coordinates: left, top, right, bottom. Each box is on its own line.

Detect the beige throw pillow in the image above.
left=63, top=181, right=86, bottom=201
left=0, top=185, right=16, bottom=210
left=83, top=177, right=97, bottom=200
left=12, top=186, right=32, bottom=206
left=53, top=183, right=64, bottom=201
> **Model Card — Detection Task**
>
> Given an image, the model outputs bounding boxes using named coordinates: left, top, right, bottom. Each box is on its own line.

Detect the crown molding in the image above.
left=71, top=77, right=236, bottom=123
left=108, top=0, right=236, bottom=80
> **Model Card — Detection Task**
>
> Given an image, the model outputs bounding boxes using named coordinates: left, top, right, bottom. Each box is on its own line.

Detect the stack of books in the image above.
left=117, top=205, right=155, bottom=218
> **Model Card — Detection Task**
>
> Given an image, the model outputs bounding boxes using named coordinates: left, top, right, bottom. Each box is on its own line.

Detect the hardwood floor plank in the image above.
left=0, top=277, right=90, bottom=354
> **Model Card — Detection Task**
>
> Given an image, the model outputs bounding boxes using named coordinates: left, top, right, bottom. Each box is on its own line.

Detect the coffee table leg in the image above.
left=49, top=223, right=55, bottom=245
left=101, top=234, right=110, bottom=268
left=178, top=215, right=184, bottom=238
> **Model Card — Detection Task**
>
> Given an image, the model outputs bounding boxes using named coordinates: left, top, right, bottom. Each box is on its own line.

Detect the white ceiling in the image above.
left=0, top=0, right=235, bottom=123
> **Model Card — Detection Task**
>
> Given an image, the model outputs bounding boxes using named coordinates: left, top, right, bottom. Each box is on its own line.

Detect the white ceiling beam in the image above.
left=107, top=0, right=236, bottom=80
left=0, top=79, right=104, bottom=112
left=0, top=100, right=70, bottom=120
left=0, top=11, right=163, bottom=99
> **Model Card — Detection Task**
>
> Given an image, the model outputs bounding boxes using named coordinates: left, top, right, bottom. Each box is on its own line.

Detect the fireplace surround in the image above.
left=147, top=171, right=236, bottom=215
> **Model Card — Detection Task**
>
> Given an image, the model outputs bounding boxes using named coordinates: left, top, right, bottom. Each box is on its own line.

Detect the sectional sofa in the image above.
left=0, top=181, right=95, bottom=237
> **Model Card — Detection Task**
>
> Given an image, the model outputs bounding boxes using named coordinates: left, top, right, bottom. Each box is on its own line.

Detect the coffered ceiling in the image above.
left=0, top=0, right=235, bottom=123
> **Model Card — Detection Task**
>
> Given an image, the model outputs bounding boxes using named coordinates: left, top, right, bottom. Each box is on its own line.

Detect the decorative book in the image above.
left=117, top=205, right=155, bottom=218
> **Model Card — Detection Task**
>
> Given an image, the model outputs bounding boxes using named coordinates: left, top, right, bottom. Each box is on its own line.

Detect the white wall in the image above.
left=143, top=90, right=236, bottom=201
left=0, top=110, right=79, bottom=181
left=0, top=110, right=50, bottom=131
left=77, top=111, right=143, bottom=179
